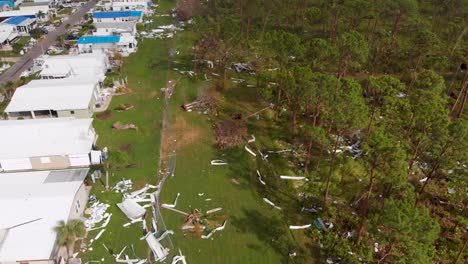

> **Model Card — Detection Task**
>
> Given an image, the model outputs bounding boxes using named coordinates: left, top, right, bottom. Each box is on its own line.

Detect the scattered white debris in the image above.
left=201, top=220, right=227, bottom=239
left=172, top=249, right=187, bottom=264
left=161, top=193, right=180, bottom=208
left=280, top=176, right=308, bottom=181
left=374, top=242, right=379, bottom=252
left=117, top=199, right=146, bottom=221
left=206, top=208, right=223, bottom=214
left=289, top=224, right=311, bottom=230
left=257, top=170, right=266, bottom=185
left=301, top=207, right=318, bottom=213
left=94, top=229, right=105, bottom=241
left=211, top=160, right=228, bottom=165
left=448, top=188, right=456, bottom=194
left=123, top=218, right=144, bottom=228
left=419, top=177, right=428, bottom=182
left=113, top=179, right=133, bottom=193
left=198, top=193, right=205, bottom=196
left=84, top=201, right=110, bottom=231
left=263, top=198, right=281, bottom=210
left=247, top=134, right=256, bottom=143
left=245, top=145, right=257, bottom=157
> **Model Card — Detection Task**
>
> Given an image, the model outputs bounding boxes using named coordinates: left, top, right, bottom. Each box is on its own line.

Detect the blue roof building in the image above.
left=78, top=35, right=120, bottom=44
left=92, top=11, right=142, bottom=19
left=3, top=16, right=31, bottom=25
left=0, top=0, right=14, bottom=8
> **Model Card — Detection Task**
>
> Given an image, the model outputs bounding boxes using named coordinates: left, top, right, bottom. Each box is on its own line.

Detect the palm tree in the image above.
left=53, top=219, right=86, bottom=258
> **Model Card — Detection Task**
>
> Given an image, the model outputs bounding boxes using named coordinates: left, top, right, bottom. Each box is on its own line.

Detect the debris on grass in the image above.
left=256, top=170, right=266, bottom=185
left=206, top=208, right=222, bottom=214
left=112, top=179, right=133, bottom=193
left=247, top=134, right=256, bottom=143
left=211, top=160, right=228, bottom=165
left=263, top=198, right=281, bottom=210
left=84, top=201, right=110, bottom=231
left=161, top=193, right=180, bottom=208
left=182, top=89, right=218, bottom=112
left=117, top=199, right=146, bottom=221
left=245, top=145, right=257, bottom=157
left=114, top=103, right=135, bottom=112
left=280, top=176, right=308, bottom=181
left=214, top=119, right=248, bottom=149
left=231, top=178, right=241, bottom=185
left=112, top=122, right=138, bottom=131
left=172, top=249, right=187, bottom=264
left=301, top=207, right=319, bottom=213
left=289, top=224, right=311, bottom=230
left=201, top=220, right=227, bottom=239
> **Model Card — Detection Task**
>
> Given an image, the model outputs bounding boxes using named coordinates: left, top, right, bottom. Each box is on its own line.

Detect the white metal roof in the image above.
left=0, top=169, right=88, bottom=262
left=0, top=118, right=95, bottom=159
left=39, top=52, right=108, bottom=78
left=5, top=77, right=98, bottom=113
left=0, top=10, right=37, bottom=18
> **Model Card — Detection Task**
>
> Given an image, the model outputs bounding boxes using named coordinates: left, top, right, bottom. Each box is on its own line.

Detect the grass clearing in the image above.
left=80, top=31, right=172, bottom=264
left=81, top=1, right=317, bottom=262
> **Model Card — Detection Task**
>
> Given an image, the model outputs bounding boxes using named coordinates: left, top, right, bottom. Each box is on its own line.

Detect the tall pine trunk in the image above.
left=324, top=133, right=340, bottom=208
left=356, top=159, right=377, bottom=244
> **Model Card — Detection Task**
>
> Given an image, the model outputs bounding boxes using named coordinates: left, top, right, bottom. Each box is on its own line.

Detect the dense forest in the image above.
left=176, top=0, right=467, bottom=263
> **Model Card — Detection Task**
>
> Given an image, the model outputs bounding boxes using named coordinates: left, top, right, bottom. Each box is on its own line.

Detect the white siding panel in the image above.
left=69, top=154, right=91, bottom=167
left=0, top=158, right=33, bottom=171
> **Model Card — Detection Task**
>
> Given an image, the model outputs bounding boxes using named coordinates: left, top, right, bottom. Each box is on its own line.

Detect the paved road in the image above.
left=0, top=1, right=96, bottom=86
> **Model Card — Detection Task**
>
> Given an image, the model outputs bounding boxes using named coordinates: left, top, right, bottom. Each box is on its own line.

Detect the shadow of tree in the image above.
left=231, top=208, right=298, bottom=264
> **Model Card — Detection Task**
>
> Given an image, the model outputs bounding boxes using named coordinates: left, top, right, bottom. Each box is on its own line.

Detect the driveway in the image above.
left=0, top=1, right=96, bottom=86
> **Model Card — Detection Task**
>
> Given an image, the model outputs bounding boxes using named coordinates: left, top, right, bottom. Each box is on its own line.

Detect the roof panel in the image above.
left=92, top=11, right=142, bottom=19
left=77, top=35, right=120, bottom=44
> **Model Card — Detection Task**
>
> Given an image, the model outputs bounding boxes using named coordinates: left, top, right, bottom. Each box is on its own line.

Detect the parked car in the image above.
left=65, top=34, right=79, bottom=40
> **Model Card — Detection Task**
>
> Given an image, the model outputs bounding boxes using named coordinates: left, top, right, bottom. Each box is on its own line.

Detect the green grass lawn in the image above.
left=0, top=36, right=31, bottom=57
left=80, top=35, right=171, bottom=263
left=81, top=1, right=318, bottom=262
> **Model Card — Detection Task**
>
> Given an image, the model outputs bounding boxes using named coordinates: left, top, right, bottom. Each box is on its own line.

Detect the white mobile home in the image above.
left=4, top=77, right=102, bottom=119
left=92, top=10, right=142, bottom=23
left=78, top=33, right=137, bottom=55
left=0, top=118, right=98, bottom=172
left=35, top=51, right=110, bottom=80
left=93, top=21, right=136, bottom=36
left=0, top=169, right=90, bottom=264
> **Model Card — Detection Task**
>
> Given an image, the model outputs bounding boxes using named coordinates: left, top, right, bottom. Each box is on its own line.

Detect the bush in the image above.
left=136, top=23, right=144, bottom=32
left=12, top=43, right=23, bottom=54
left=103, top=76, right=114, bottom=87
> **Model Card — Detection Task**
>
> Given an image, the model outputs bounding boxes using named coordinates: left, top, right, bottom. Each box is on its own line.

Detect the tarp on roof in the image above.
left=78, top=35, right=120, bottom=44
left=92, top=11, right=142, bottom=19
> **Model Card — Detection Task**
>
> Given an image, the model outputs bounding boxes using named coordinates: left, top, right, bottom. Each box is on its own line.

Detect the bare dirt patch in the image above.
left=164, top=115, right=203, bottom=152
left=96, top=110, right=113, bottom=120
left=148, top=91, right=158, bottom=99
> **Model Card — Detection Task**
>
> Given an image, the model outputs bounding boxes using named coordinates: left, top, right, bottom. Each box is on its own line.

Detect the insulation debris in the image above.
left=289, top=224, right=311, bottom=230
left=263, top=198, right=281, bottom=210
left=206, top=208, right=223, bottom=214
left=211, top=160, right=228, bottom=165
left=245, top=145, right=257, bottom=156
left=161, top=193, right=180, bottom=208
left=84, top=202, right=110, bottom=231
left=257, top=170, right=266, bottom=185
left=112, top=179, right=133, bottom=193
left=201, top=220, right=227, bottom=239
left=280, top=176, right=308, bottom=181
